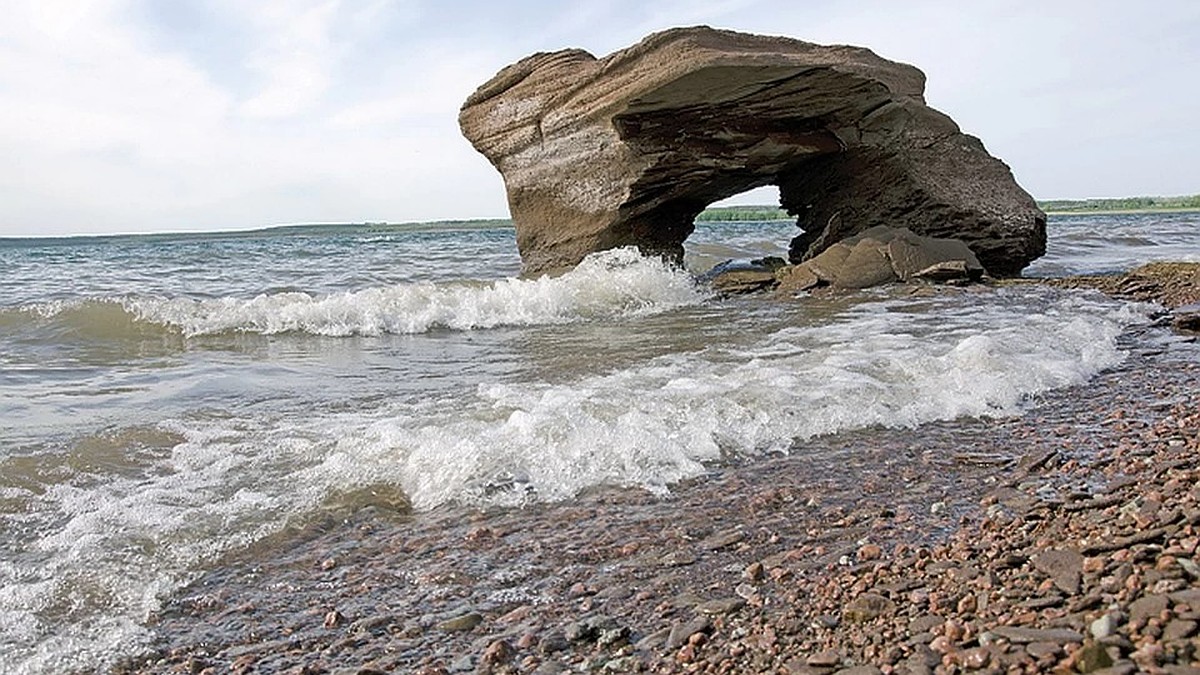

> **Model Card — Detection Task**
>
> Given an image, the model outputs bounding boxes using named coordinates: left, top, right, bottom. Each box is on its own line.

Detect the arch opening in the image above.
left=683, top=185, right=797, bottom=275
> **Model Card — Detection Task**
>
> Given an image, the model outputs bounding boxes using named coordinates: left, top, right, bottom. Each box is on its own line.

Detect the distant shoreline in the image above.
left=697, top=203, right=1200, bottom=219
left=1042, top=207, right=1200, bottom=216
left=3, top=199, right=1197, bottom=242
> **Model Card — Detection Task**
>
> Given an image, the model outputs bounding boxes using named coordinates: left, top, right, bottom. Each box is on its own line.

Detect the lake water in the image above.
left=0, top=211, right=1197, bottom=673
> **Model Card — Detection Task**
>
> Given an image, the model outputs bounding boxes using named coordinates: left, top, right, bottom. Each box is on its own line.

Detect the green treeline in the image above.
left=694, top=206, right=790, bottom=221
left=692, top=195, right=1200, bottom=220
left=1037, top=195, right=1200, bottom=213
left=233, top=195, right=1200, bottom=239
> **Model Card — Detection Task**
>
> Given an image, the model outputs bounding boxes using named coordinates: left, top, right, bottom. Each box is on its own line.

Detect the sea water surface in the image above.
left=0, top=212, right=1196, bottom=673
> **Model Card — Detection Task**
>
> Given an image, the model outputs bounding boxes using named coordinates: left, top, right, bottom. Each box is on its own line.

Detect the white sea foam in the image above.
left=121, top=248, right=705, bottom=336
left=325, top=289, right=1143, bottom=509
left=0, top=285, right=1150, bottom=674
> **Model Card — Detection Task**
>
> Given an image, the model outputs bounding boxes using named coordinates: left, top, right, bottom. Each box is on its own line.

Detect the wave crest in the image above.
left=130, top=248, right=703, bottom=336
left=4, top=249, right=705, bottom=340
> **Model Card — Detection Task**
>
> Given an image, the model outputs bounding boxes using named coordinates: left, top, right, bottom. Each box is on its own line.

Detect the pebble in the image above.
left=743, top=561, right=765, bottom=582
left=659, top=551, right=697, bottom=567
left=700, top=529, right=745, bottom=550
left=1161, top=618, right=1197, bottom=640
left=955, top=593, right=977, bottom=615
left=1090, top=613, right=1120, bottom=640
left=908, top=615, right=943, bottom=635
left=961, top=647, right=990, bottom=669
left=734, top=583, right=758, bottom=600
left=990, top=626, right=1085, bottom=644
left=436, top=612, right=482, bottom=633
left=805, top=649, right=841, bottom=667
left=666, top=617, right=710, bottom=650
left=843, top=593, right=895, bottom=622
left=1033, top=548, right=1084, bottom=594
left=857, top=543, right=883, bottom=561
left=1128, top=594, right=1170, bottom=624
left=1075, top=642, right=1115, bottom=672
left=1025, top=641, right=1061, bottom=659
left=323, top=610, right=344, bottom=628
left=481, top=639, right=513, bottom=666
left=695, top=597, right=744, bottom=615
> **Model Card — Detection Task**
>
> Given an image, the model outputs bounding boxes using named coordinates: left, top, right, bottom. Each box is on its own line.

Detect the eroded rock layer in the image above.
left=460, top=27, right=1046, bottom=276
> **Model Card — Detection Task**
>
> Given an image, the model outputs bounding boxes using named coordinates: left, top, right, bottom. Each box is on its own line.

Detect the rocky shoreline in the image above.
left=1039, top=262, right=1200, bottom=334
left=116, top=273, right=1199, bottom=675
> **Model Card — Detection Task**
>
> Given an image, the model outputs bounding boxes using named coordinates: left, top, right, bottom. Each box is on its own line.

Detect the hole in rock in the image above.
left=683, top=185, right=797, bottom=275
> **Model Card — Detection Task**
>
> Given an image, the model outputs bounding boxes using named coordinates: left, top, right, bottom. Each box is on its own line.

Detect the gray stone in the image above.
left=1178, top=557, right=1200, bottom=579
left=659, top=550, right=697, bottom=567
left=1128, top=594, right=1170, bottom=624
left=909, top=614, right=945, bottom=635
left=1033, top=548, right=1084, bottom=595
left=1162, top=619, right=1197, bottom=641
left=1090, top=613, right=1120, bottom=640
left=700, top=529, right=746, bottom=550
left=449, top=653, right=475, bottom=672
left=537, top=631, right=569, bottom=654
left=596, top=624, right=630, bottom=647
left=695, top=597, right=745, bottom=615
left=1169, top=587, right=1200, bottom=606
left=1025, top=642, right=1062, bottom=659
left=710, top=269, right=778, bottom=295
left=990, top=626, right=1085, bottom=644
left=666, top=616, right=711, bottom=649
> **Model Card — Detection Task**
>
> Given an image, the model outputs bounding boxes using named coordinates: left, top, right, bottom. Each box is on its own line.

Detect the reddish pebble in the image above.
left=857, top=543, right=883, bottom=561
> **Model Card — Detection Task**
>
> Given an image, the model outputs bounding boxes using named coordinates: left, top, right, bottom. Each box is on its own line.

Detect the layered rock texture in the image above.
left=460, top=27, right=1046, bottom=277
left=706, top=226, right=986, bottom=296
left=778, top=225, right=985, bottom=292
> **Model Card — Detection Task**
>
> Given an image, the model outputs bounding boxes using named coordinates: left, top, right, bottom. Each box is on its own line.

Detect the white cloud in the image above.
left=236, top=0, right=341, bottom=119
left=0, top=0, right=1196, bottom=235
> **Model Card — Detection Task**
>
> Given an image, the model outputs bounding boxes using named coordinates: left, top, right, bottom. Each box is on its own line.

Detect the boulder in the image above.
left=777, top=226, right=984, bottom=291
left=704, top=256, right=787, bottom=294
left=460, top=26, right=1045, bottom=277
left=710, top=268, right=778, bottom=295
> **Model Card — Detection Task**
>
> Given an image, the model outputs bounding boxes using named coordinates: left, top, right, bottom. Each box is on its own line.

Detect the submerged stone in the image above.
left=778, top=226, right=984, bottom=292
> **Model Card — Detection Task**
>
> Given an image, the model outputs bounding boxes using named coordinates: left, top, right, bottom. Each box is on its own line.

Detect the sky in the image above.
left=1, top=0, right=1198, bottom=237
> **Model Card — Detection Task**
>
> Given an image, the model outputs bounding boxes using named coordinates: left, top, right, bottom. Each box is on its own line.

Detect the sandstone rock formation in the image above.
left=460, top=26, right=1046, bottom=277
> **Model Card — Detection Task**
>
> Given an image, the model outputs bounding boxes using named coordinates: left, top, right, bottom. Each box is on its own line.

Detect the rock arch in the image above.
left=459, top=27, right=1046, bottom=277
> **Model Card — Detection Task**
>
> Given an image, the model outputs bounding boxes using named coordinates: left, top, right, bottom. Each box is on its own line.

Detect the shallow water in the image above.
left=0, top=214, right=1196, bottom=673
left=1024, top=211, right=1200, bottom=277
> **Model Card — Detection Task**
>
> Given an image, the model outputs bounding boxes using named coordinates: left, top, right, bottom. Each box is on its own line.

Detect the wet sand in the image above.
left=116, top=276, right=1200, bottom=675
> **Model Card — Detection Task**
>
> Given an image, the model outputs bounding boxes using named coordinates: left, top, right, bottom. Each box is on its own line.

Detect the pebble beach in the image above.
left=114, top=265, right=1200, bottom=675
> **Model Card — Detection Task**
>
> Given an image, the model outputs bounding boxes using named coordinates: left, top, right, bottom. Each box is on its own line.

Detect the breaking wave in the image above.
left=3, top=249, right=706, bottom=340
